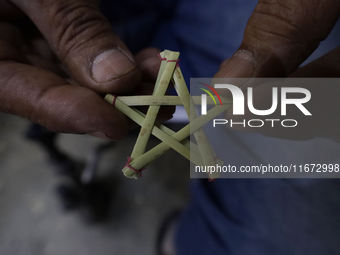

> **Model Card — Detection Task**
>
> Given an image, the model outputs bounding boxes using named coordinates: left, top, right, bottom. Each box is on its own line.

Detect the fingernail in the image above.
left=92, top=49, right=136, bottom=82
left=217, top=50, right=256, bottom=78
left=88, top=132, right=114, bottom=141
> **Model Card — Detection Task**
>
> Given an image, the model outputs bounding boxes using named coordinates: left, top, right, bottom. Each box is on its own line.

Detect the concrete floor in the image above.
left=0, top=112, right=189, bottom=255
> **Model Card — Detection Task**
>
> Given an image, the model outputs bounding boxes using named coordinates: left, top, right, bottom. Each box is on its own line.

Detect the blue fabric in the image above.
left=100, top=1, right=340, bottom=254
left=176, top=178, right=340, bottom=255
left=176, top=128, right=340, bottom=255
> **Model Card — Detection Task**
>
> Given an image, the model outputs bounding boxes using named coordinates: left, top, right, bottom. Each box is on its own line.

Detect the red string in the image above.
left=112, top=94, right=117, bottom=106
left=214, top=156, right=222, bottom=162
left=157, top=54, right=180, bottom=67
left=208, top=178, right=215, bottom=182
left=158, top=54, right=167, bottom=61
left=125, top=157, right=146, bottom=177
left=167, top=59, right=180, bottom=67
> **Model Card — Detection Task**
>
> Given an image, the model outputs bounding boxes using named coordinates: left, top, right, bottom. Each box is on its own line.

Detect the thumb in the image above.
left=11, top=0, right=141, bottom=93
left=215, top=0, right=340, bottom=78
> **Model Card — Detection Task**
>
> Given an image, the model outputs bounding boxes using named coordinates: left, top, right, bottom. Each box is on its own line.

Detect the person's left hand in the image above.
left=0, top=0, right=173, bottom=140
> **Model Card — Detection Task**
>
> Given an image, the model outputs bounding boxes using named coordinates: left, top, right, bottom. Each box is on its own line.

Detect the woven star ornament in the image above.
left=104, top=50, right=231, bottom=180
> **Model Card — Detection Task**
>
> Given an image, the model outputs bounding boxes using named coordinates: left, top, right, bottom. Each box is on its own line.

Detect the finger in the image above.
left=11, top=0, right=141, bottom=94
left=134, top=48, right=175, bottom=121
left=135, top=47, right=161, bottom=82
left=219, top=57, right=231, bottom=70
left=225, top=46, right=340, bottom=141
left=0, top=42, right=129, bottom=140
left=215, top=0, right=340, bottom=79
left=0, top=62, right=130, bottom=139
left=25, top=54, right=67, bottom=77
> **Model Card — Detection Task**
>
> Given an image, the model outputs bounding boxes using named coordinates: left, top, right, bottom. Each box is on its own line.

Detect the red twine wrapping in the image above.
left=158, top=54, right=167, bottom=61
left=125, top=157, right=146, bottom=177
left=167, top=59, right=180, bottom=67
left=214, top=156, right=222, bottom=162
left=157, top=54, right=180, bottom=67
left=112, top=94, right=117, bottom=106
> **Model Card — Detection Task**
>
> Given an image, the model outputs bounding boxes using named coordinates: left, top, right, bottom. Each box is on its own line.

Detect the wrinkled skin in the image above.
left=214, top=0, right=340, bottom=141
left=0, top=0, right=172, bottom=140
left=1, top=0, right=340, bottom=141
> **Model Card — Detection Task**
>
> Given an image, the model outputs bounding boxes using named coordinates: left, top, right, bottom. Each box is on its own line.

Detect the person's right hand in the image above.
left=0, top=0, right=150, bottom=140
left=215, top=0, right=340, bottom=78
left=213, top=0, right=340, bottom=141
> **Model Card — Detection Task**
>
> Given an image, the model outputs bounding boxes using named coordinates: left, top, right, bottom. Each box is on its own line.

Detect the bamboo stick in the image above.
left=104, top=95, right=202, bottom=159
left=126, top=51, right=180, bottom=178
left=116, top=96, right=232, bottom=106
left=121, top=104, right=230, bottom=178
left=104, top=94, right=204, bottom=167
left=132, top=108, right=202, bottom=158
left=131, top=52, right=179, bottom=159
left=153, top=50, right=171, bottom=91
left=172, top=66, right=221, bottom=179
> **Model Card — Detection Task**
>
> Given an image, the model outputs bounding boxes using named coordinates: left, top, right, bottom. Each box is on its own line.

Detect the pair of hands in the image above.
left=1, top=0, right=340, bottom=141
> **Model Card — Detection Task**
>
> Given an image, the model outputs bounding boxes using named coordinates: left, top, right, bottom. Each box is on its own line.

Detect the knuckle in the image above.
left=253, top=0, right=329, bottom=43
left=243, top=0, right=326, bottom=75
left=251, top=1, right=305, bottom=43
left=49, top=1, right=111, bottom=60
